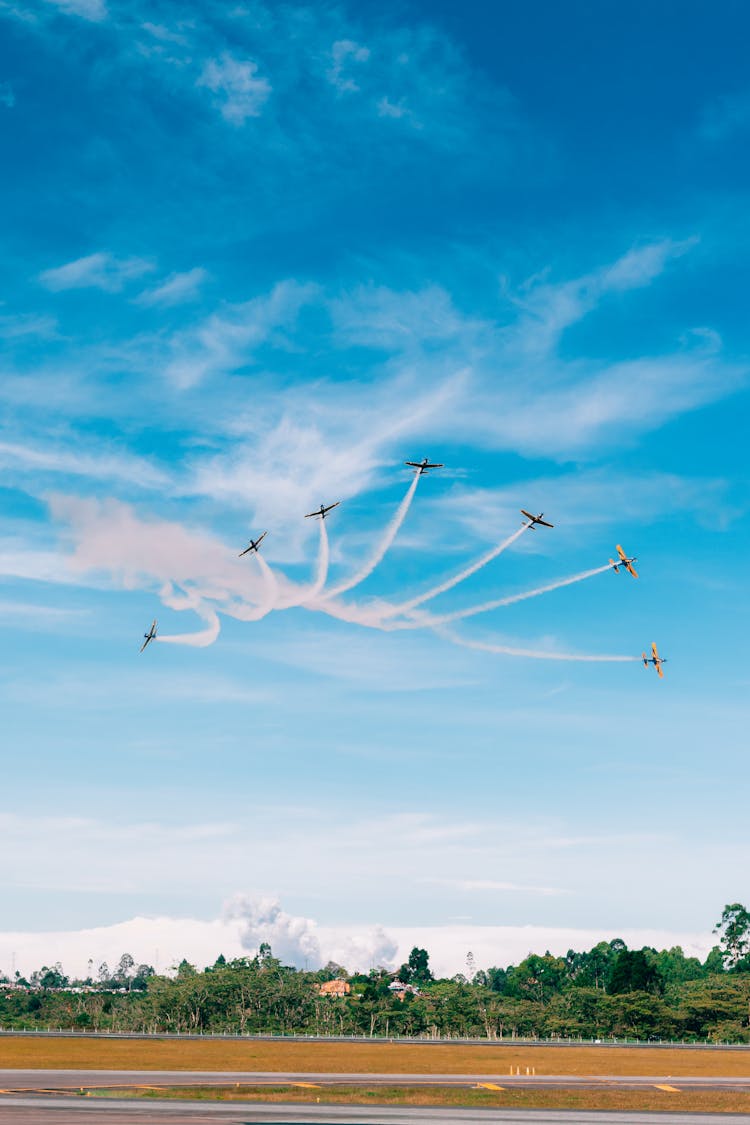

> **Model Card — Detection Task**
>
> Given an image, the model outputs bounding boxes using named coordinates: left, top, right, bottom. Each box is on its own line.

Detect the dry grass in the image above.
left=1, top=1036, right=749, bottom=1077
left=88, top=1083, right=750, bottom=1115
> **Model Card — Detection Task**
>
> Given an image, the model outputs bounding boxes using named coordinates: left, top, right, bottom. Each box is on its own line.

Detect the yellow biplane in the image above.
left=642, top=642, right=666, bottom=678
left=610, top=543, right=638, bottom=578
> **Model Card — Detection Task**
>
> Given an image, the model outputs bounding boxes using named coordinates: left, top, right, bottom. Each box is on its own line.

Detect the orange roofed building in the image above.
left=315, top=979, right=351, bottom=997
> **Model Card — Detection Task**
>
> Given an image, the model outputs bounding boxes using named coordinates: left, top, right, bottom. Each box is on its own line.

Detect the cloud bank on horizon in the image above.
left=1, top=0, right=750, bottom=941
left=0, top=894, right=715, bottom=980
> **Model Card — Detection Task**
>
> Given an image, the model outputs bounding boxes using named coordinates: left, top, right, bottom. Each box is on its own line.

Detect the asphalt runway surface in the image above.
left=3, top=1069, right=750, bottom=1091
left=1, top=1100, right=750, bottom=1125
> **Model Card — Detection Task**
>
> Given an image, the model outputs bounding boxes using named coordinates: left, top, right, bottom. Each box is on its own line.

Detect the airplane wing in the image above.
left=652, top=642, right=659, bottom=660
left=520, top=509, right=534, bottom=521
left=657, top=663, right=664, bottom=678
left=423, top=462, right=443, bottom=469
left=537, top=518, right=554, bottom=528
left=304, top=510, right=319, bottom=518
left=625, top=561, right=638, bottom=578
left=324, top=502, right=340, bottom=513
left=405, top=462, right=421, bottom=468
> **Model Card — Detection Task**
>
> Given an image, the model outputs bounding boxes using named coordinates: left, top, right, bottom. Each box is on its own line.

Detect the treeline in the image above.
left=2, top=904, right=750, bottom=1043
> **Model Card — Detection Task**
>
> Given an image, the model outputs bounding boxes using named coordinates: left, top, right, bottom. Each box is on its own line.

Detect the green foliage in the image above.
left=608, top=950, right=658, bottom=995
left=2, top=908, right=750, bottom=1042
left=397, top=947, right=433, bottom=987
left=714, top=903, right=750, bottom=969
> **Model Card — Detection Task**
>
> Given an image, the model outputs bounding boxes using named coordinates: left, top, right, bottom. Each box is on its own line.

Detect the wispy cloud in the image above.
left=0, top=312, right=56, bottom=339
left=0, top=81, right=14, bottom=107
left=330, top=283, right=486, bottom=349
left=508, top=238, right=698, bottom=358
left=43, top=0, right=106, bottom=20
left=0, top=600, right=86, bottom=628
left=0, top=439, right=169, bottom=490
left=326, top=39, right=370, bottom=94
left=438, top=469, right=740, bottom=545
left=164, top=280, right=317, bottom=388
left=431, top=878, right=567, bottom=897
left=135, top=267, right=208, bottom=307
left=39, top=251, right=154, bottom=292
left=196, top=52, right=271, bottom=124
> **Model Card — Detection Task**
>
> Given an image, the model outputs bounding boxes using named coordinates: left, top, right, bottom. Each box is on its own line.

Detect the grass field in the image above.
left=1, top=1035, right=749, bottom=1076
left=88, top=1083, right=750, bottom=1115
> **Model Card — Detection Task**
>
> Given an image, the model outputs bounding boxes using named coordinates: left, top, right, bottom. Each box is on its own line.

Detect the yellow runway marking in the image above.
left=475, top=1082, right=505, bottom=1091
left=654, top=1084, right=681, bottom=1092
left=292, top=1082, right=321, bottom=1088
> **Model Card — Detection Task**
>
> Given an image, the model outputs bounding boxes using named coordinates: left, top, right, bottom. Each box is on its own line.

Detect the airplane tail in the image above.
left=610, top=559, right=619, bottom=573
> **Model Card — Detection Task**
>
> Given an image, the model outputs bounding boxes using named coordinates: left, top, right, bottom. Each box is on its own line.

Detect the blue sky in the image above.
left=1, top=0, right=749, bottom=969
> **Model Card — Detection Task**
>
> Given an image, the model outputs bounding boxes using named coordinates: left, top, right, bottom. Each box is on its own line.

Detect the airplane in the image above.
left=521, top=509, right=554, bottom=529
left=642, top=642, right=667, bottom=678
left=610, top=543, right=638, bottom=578
left=405, top=459, right=444, bottom=475
left=140, top=619, right=157, bottom=653
left=238, top=531, right=268, bottom=557
left=305, top=502, right=340, bottom=520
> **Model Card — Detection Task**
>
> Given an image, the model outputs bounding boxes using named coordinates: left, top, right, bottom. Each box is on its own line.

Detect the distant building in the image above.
left=315, top=979, right=351, bottom=997
left=388, top=980, right=419, bottom=1000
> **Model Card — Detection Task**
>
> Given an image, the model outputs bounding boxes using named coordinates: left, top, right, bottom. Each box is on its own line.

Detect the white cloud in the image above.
left=326, top=39, right=370, bottom=93
left=197, top=52, right=271, bottom=124
left=140, top=21, right=189, bottom=46
left=331, top=284, right=485, bottom=348
left=443, top=879, right=567, bottom=897
left=43, top=0, right=106, bottom=20
left=164, top=280, right=318, bottom=388
left=225, top=894, right=322, bottom=967
left=438, top=469, right=738, bottom=547
left=0, top=439, right=169, bottom=490
left=39, top=251, right=154, bottom=293
left=0, top=908, right=713, bottom=980
left=0, top=312, right=56, bottom=338
left=0, top=804, right=742, bottom=968
left=135, top=267, right=208, bottom=308
left=0, top=600, right=85, bottom=629
left=510, top=239, right=697, bottom=358
left=376, top=96, right=418, bottom=126
left=0, top=81, right=14, bottom=108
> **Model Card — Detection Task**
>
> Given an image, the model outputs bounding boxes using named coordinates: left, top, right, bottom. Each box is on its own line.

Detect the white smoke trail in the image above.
left=381, top=523, right=529, bottom=619
left=157, top=608, right=221, bottom=647
left=300, top=518, right=330, bottom=605
left=323, top=473, right=421, bottom=599
left=389, top=564, right=614, bottom=631
left=441, top=627, right=639, bottom=663
left=255, top=552, right=279, bottom=610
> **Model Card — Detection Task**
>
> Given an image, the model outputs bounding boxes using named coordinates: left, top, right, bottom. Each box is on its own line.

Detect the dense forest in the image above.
left=2, top=905, right=749, bottom=1043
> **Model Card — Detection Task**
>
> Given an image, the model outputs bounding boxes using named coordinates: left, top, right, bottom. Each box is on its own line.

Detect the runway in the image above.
left=2, top=1069, right=750, bottom=1091
left=0, top=1098, right=749, bottom=1125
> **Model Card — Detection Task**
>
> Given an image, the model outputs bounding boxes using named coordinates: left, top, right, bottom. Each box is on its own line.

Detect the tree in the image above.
left=714, top=904, right=750, bottom=969
left=113, top=953, right=135, bottom=987
left=506, top=954, right=567, bottom=1003
left=608, top=950, right=657, bottom=995
left=397, top=947, right=433, bottom=986
left=484, top=966, right=508, bottom=993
